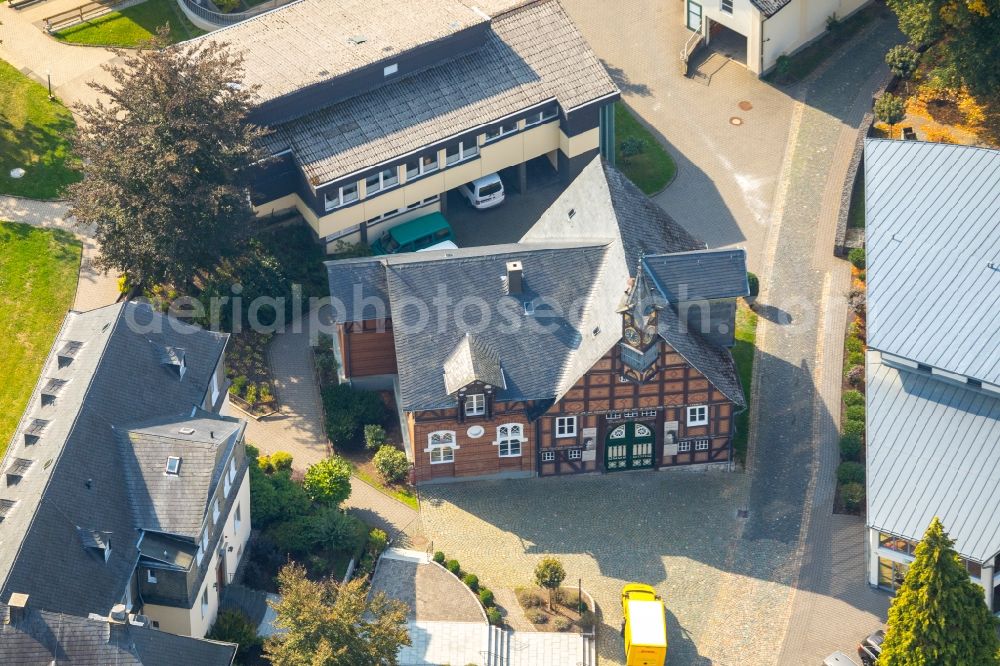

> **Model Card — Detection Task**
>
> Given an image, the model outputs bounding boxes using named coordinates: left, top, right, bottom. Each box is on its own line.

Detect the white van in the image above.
left=458, top=173, right=505, bottom=209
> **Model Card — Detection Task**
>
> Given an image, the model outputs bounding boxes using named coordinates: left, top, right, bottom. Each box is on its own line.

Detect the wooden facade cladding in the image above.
left=339, top=320, right=397, bottom=378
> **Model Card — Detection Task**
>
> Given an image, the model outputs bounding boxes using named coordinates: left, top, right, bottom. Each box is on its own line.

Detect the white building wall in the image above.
left=761, top=0, right=871, bottom=72
left=699, top=0, right=755, bottom=38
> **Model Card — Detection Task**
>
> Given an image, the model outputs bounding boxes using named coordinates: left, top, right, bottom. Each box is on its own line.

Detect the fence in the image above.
left=178, top=0, right=295, bottom=28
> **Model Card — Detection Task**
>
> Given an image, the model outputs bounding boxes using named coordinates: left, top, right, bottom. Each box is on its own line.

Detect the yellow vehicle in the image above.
left=621, top=583, right=667, bottom=666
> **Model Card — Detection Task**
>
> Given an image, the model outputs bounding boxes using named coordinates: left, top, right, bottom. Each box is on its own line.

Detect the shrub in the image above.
left=825, top=12, right=840, bottom=31
left=846, top=365, right=865, bottom=389
left=840, top=432, right=863, bottom=462
left=619, top=136, right=646, bottom=158
left=259, top=382, right=273, bottom=402
left=446, top=559, right=461, bottom=575
left=526, top=609, right=548, bottom=625
left=746, top=272, right=760, bottom=298
left=463, top=573, right=479, bottom=592
left=775, top=55, right=792, bottom=78
left=848, top=248, right=866, bottom=270
left=486, top=607, right=502, bottom=626
left=368, top=528, right=388, bottom=555
left=373, top=445, right=410, bottom=485
left=303, top=456, right=354, bottom=506
left=843, top=390, right=865, bottom=407
left=849, top=291, right=867, bottom=317
left=577, top=610, right=597, bottom=631
left=245, top=383, right=258, bottom=405
left=846, top=405, right=865, bottom=422
left=857, top=271, right=866, bottom=282
left=308, top=507, right=367, bottom=554
left=886, top=44, right=919, bottom=80
left=321, top=384, right=386, bottom=449
left=267, top=516, right=316, bottom=557
left=847, top=351, right=865, bottom=367
left=364, top=424, right=387, bottom=450
left=837, top=461, right=866, bottom=485
left=841, top=481, right=865, bottom=512
left=258, top=454, right=275, bottom=474
left=845, top=336, right=864, bottom=354
left=230, top=375, right=248, bottom=397
left=479, top=588, right=495, bottom=607
left=843, top=419, right=865, bottom=439
left=270, top=451, right=293, bottom=472
left=433, top=551, right=446, bottom=564
left=250, top=467, right=311, bottom=529
left=874, top=93, right=905, bottom=131
left=516, top=588, right=542, bottom=608
left=553, top=616, right=572, bottom=632
left=207, top=609, right=260, bottom=658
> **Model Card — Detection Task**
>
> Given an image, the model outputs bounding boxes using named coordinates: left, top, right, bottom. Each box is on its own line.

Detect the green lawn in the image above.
left=53, top=0, right=205, bottom=47
left=0, top=59, right=80, bottom=200
left=614, top=102, right=677, bottom=195
left=0, top=222, right=82, bottom=455
left=847, top=170, right=865, bottom=229
left=352, top=465, right=419, bottom=511
left=732, top=301, right=758, bottom=464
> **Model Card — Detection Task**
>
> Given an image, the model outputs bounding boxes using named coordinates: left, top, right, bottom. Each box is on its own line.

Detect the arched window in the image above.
left=496, top=423, right=525, bottom=458
left=425, top=431, right=458, bottom=464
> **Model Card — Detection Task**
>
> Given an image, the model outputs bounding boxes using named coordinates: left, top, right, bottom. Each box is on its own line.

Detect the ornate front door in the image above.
left=605, top=421, right=656, bottom=471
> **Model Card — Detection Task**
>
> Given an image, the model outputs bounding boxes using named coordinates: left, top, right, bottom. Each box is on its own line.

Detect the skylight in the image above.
left=24, top=419, right=49, bottom=444
left=40, top=379, right=67, bottom=404
left=165, top=456, right=181, bottom=475
left=0, top=499, right=16, bottom=521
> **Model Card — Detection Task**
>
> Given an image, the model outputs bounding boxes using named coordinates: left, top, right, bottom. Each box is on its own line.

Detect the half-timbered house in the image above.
left=327, top=157, right=748, bottom=484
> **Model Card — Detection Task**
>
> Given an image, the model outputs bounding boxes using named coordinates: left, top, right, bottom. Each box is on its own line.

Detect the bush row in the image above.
left=433, top=550, right=502, bottom=625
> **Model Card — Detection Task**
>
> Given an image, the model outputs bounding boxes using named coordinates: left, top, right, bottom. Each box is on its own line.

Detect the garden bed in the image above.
left=225, top=331, right=278, bottom=417
left=514, top=586, right=596, bottom=633
left=614, top=102, right=676, bottom=195
left=731, top=301, right=758, bottom=465
left=835, top=251, right=867, bottom=516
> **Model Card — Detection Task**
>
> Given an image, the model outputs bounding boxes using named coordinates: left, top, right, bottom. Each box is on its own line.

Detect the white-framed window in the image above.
left=687, top=405, right=709, bottom=426
left=524, top=107, right=559, bottom=127
left=446, top=141, right=478, bottom=165
left=678, top=440, right=691, bottom=452
left=234, top=503, right=242, bottom=531
left=211, top=371, right=220, bottom=405
left=405, top=154, right=439, bottom=180
left=485, top=121, right=518, bottom=143
left=196, top=545, right=204, bottom=566
left=640, top=408, right=658, bottom=418
left=224, top=468, right=232, bottom=497
left=623, top=409, right=638, bottom=418
left=324, top=182, right=359, bottom=211
left=365, top=167, right=399, bottom=195
left=212, top=498, right=221, bottom=523
left=147, top=569, right=157, bottom=584
left=695, top=439, right=710, bottom=451
left=165, top=456, right=181, bottom=475
left=201, top=587, right=209, bottom=618
left=383, top=63, right=398, bottom=77
left=555, top=416, right=577, bottom=438
left=542, top=450, right=556, bottom=462
left=465, top=394, right=486, bottom=417
left=496, top=423, right=525, bottom=458
left=426, top=431, right=458, bottom=464
left=568, top=448, right=582, bottom=460
left=606, top=411, right=622, bottom=421
left=721, top=0, right=733, bottom=13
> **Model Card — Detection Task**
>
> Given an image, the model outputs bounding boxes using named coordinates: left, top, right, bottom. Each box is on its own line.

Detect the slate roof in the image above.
left=118, top=414, right=244, bottom=538
left=658, top=309, right=745, bottom=408
left=328, top=158, right=744, bottom=411
left=750, top=0, right=792, bottom=17
left=266, top=0, right=619, bottom=185
left=0, top=302, right=229, bottom=619
left=0, top=601, right=236, bottom=665
left=865, top=139, right=1000, bottom=385
left=443, top=333, right=507, bottom=395
left=643, top=249, right=749, bottom=303
left=866, top=351, right=1000, bottom=562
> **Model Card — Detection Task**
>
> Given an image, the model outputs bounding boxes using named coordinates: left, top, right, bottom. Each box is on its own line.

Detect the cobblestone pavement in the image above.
left=371, top=549, right=485, bottom=623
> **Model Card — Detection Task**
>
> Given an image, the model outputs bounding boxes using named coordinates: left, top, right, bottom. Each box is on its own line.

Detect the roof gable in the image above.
left=443, top=333, right=507, bottom=395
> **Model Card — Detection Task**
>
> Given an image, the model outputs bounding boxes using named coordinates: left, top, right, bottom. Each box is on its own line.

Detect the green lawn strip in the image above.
left=764, top=6, right=877, bottom=85
left=352, top=465, right=419, bottom=511
left=0, top=222, right=82, bottom=456
left=847, top=170, right=865, bottom=229
left=614, top=102, right=677, bottom=195
left=731, top=302, right=758, bottom=464
left=53, top=0, right=205, bottom=47
left=0, top=60, right=80, bottom=199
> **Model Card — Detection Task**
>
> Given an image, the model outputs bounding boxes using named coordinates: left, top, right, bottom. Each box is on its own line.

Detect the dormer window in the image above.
left=165, top=456, right=181, bottom=475
left=0, top=499, right=16, bottom=522
left=57, top=340, right=83, bottom=368
left=465, top=394, right=486, bottom=417
left=79, top=528, right=110, bottom=562
left=24, top=419, right=49, bottom=445
left=40, top=378, right=67, bottom=406
left=5, top=458, right=33, bottom=486
left=160, top=346, right=186, bottom=379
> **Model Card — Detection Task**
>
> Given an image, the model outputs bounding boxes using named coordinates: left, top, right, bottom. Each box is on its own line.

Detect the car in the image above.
left=857, top=629, right=884, bottom=666
left=370, top=212, right=455, bottom=255
left=620, top=583, right=666, bottom=666
left=458, top=173, right=505, bottom=209
left=824, top=652, right=859, bottom=666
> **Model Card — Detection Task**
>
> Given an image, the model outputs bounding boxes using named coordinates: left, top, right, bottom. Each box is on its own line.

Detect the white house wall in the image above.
left=700, top=0, right=754, bottom=37
left=762, top=0, right=870, bottom=72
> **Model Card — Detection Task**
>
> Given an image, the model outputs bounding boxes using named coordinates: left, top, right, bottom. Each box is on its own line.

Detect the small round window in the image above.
left=467, top=426, right=485, bottom=438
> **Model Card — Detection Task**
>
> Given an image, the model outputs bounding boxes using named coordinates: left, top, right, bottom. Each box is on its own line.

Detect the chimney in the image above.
left=106, top=604, right=128, bottom=643
left=6, top=593, right=28, bottom=624
left=505, top=261, right=523, bottom=295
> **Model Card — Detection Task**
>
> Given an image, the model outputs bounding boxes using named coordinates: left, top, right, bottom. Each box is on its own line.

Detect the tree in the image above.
left=885, top=0, right=1000, bottom=97
left=875, top=93, right=906, bottom=138
left=886, top=45, right=920, bottom=92
left=265, top=563, right=410, bottom=666
left=207, top=609, right=261, bottom=660
left=373, top=445, right=410, bottom=485
left=303, top=456, right=353, bottom=506
left=69, top=33, right=268, bottom=289
left=534, top=557, right=566, bottom=611
left=880, top=517, right=1000, bottom=666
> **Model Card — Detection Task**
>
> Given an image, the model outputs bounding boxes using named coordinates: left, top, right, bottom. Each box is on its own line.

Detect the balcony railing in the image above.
left=178, top=0, right=296, bottom=28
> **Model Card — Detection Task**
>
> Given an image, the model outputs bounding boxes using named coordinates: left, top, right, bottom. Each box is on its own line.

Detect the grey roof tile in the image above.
left=643, top=249, right=749, bottom=302
left=443, top=333, right=507, bottom=395
left=269, top=0, right=618, bottom=185
left=750, top=0, right=792, bottom=17
left=864, top=140, right=1000, bottom=384
left=0, top=303, right=230, bottom=619
left=866, top=351, right=1000, bottom=562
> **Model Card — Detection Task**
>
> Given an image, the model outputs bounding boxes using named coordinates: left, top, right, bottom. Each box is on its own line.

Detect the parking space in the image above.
left=446, top=156, right=566, bottom=247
